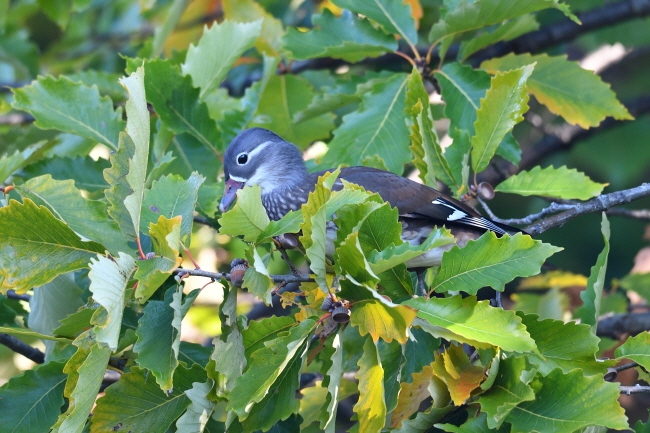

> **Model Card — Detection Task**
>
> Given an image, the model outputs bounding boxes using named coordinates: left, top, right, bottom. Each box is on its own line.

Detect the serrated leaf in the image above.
left=218, top=184, right=270, bottom=243
left=322, top=74, right=410, bottom=174
left=431, top=345, right=486, bottom=405
left=477, top=355, right=536, bottom=429
left=144, top=59, right=223, bottom=159
left=242, top=247, right=275, bottom=305
left=52, top=331, right=111, bottom=433
left=319, top=332, right=343, bottom=432
left=471, top=65, right=533, bottom=173
left=249, top=74, right=335, bottom=148
left=405, top=296, right=536, bottom=352
left=350, top=299, right=416, bottom=344
left=175, top=380, right=216, bottom=433
left=1, top=140, right=52, bottom=184
left=615, top=332, right=650, bottom=370
left=141, top=172, right=204, bottom=245
left=428, top=0, right=576, bottom=45
left=506, top=368, right=628, bottom=432
left=482, top=53, right=632, bottom=128
left=432, top=232, right=562, bottom=294
left=134, top=216, right=183, bottom=302
left=406, top=70, right=456, bottom=187
left=0, top=360, right=67, bottom=433
left=393, top=406, right=454, bottom=433
left=520, top=313, right=606, bottom=375
left=495, top=165, right=607, bottom=199
left=576, top=213, right=610, bottom=333
left=16, top=175, right=131, bottom=255
left=258, top=210, right=303, bottom=242
left=89, top=252, right=136, bottom=350
left=334, top=0, right=418, bottom=49
left=0, top=199, right=105, bottom=294
left=222, top=0, right=285, bottom=56
left=182, top=20, right=261, bottom=99
left=284, top=9, right=397, bottom=62
left=228, top=318, right=317, bottom=419
left=12, top=75, right=124, bottom=149
left=104, top=133, right=138, bottom=240
left=133, top=285, right=183, bottom=391
left=391, top=364, right=434, bottom=428
left=334, top=231, right=380, bottom=288
left=243, top=315, right=296, bottom=359
left=53, top=307, right=96, bottom=339
left=459, top=14, right=539, bottom=61
left=353, top=335, right=386, bottom=433
left=91, top=365, right=206, bottom=433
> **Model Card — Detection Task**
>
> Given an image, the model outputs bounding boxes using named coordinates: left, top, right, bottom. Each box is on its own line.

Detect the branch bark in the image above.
left=0, top=333, right=45, bottom=364
left=597, top=311, right=650, bottom=339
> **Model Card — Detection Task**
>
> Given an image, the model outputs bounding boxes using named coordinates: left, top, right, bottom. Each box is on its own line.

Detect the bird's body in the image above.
left=219, top=128, right=521, bottom=268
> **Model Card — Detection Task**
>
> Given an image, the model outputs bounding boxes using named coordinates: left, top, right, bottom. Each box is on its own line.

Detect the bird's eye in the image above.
left=237, top=153, right=249, bottom=165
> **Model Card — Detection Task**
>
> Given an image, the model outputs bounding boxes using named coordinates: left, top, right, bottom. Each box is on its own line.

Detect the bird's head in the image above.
left=219, top=128, right=308, bottom=213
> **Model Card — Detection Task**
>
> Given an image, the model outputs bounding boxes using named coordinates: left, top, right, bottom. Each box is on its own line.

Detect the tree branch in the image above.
left=620, top=385, right=650, bottom=394
left=597, top=311, right=650, bottom=339
left=0, top=333, right=45, bottom=364
left=524, top=183, right=650, bottom=235
left=173, top=268, right=314, bottom=284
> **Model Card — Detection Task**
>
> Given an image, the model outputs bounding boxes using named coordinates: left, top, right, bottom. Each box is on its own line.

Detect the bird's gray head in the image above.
left=219, top=128, right=308, bottom=213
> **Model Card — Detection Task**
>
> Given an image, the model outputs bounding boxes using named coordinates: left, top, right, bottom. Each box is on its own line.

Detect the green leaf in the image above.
left=495, top=165, right=607, bottom=200
left=20, top=155, right=110, bottom=193
left=104, top=133, right=139, bottom=241
left=53, top=307, right=96, bottom=339
left=393, top=406, right=454, bottom=433
left=353, top=335, right=386, bottom=433
left=458, top=14, right=539, bottom=61
left=615, top=332, right=650, bottom=370
left=471, top=64, right=533, bottom=173
left=258, top=210, right=303, bottom=242
left=506, top=368, right=628, bottom=432
left=478, top=355, right=536, bottom=429
left=333, top=0, right=418, bottom=49
left=12, top=76, right=124, bottom=150
left=209, top=285, right=246, bottom=398
left=52, top=331, right=111, bottom=433
left=405, top=296, right=536, bottom=352
left=520, top=313, right=606, bottom=375
left=621, top=272, right=650, bottom=304
left=482, top=53, right=632, bottom=128
left=283, top=10, right=397, bottom=62
left=243, top=315, right=296, bottom=360
left=322, top=73, right=411, bottom=174
left=218, top=185, right=270, bottom=243
left=437, top=412, right=507, bottom=433
left=351, top=298, right=417, bottom=344
left=249, top=74, right=335, bottom=148
left=435, top=63, right=490, bottom=191
left=428, top=0, right=576, bottom=45
left=16, top=175, right=131, bottom=255
left=175, top=379, right=216, bottom=433
left=134, top=285, right=183, bottom=391
left=0, top=326, right=71, bottom=342
left=0, top=199, right=105, bottom=294
left=242, top=247, right=275, bottom=305
left=144, top=59, right=223, bottom=159
left=222, top=0, right=285, bottom=56
left=141, top=172, right=204, bottom=246
left=182, top=20, right=262, bottom=99
left=228, top=318, right=317, bottom=419
left=88, top=252, right=136, bottom=350
left=576, top=213, right=610, bottom=333
left=432, top=232, right=562, bottom=294
left=0, top=360, right=67, bottom=433
left=406, top=70, right=456, bottom=187
left=334, top=231, right=380, bottom=289
left=319, top=332, right=344, bottom=431
left=134, top=216, right=182, bottom=302
left=91, top=365, right=206, bottom=433
left=0, top=140, right=52, bottom=184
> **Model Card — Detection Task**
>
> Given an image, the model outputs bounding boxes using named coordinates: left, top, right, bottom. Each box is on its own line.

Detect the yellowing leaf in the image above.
left=353, top=336, right=386, bottom=433
left=431, top=346, right=486, bottom=405
left=482, top=53, right=632, bottom=128
left=350, top=299, right=416, bottom=344
left=391, top=364, right=434, bottom=428
left=495, top=165, right=607, bottom=199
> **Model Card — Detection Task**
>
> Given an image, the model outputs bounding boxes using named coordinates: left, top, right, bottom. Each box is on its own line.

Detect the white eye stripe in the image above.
left=247, top=140, right=274, bottom=160
left=432, top=198, right=468, bottom=221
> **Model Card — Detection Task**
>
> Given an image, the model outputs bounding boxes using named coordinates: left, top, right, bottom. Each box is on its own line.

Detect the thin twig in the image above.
left=606, top=208, right=650, bottom=221
left=620, top=385, right=650, bottom=394
left=173, top=268, right=314, bottom=284
left=615, top=361, right=639, bottom=373
left=477, top=196, right=573, bottom=226
left=277, top=247, right=308, bottom=279
left=0, top=333, right=45, bottom=364
left=193, top=215, right=215, bottom=227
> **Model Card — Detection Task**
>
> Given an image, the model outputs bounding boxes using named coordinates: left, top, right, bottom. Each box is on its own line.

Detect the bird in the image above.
left=219, top=128, right=522, bottom=268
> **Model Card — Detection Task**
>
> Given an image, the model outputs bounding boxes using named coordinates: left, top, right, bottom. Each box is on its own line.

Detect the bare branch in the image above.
left=477, top=196, right=573, bottom=226
left=620, top=385, right=650, bottom=394
left=606, top=208, right=650, bottom=221
left=0, top=333, right=45, bottom=364
left=614, top=361, right=639, bottom=373
left=524, top=183, right=650, bottom=235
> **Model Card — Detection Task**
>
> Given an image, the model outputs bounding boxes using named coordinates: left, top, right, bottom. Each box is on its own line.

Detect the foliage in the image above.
left=0, top=0, right=646, bottom=432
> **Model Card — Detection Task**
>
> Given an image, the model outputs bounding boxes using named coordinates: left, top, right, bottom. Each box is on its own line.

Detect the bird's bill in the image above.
left=219, top=178, right=245, bottom=213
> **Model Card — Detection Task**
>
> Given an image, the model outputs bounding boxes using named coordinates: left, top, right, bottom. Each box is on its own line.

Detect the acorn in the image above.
left=331, top=305, right=351, bottom=323
left=229, top=258, right=248, bottom=287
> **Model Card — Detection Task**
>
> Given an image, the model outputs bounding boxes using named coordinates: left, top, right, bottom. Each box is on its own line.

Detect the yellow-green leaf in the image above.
left=353, top=336, right=386, bottom=433
left=495, top=165, right=607, bottom=199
